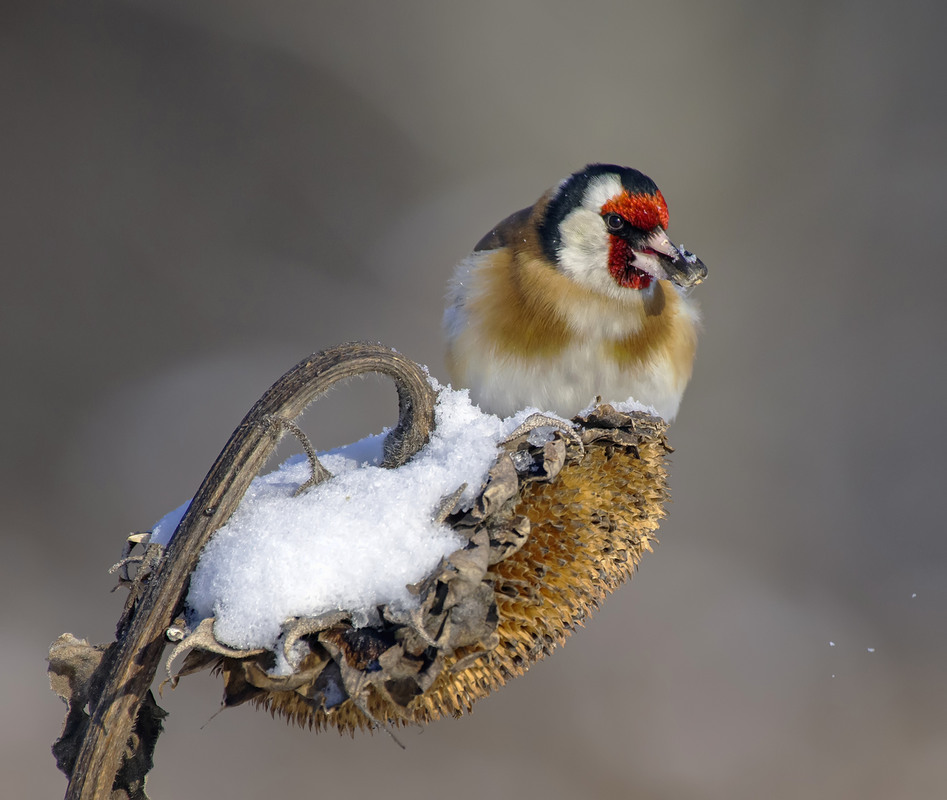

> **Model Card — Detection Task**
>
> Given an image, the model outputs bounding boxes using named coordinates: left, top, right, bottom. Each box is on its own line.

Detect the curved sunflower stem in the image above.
left=56, top=343, right=437, bottom=800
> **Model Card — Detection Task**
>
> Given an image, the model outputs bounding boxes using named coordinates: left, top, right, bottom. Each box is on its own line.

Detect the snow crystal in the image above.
left=679, top=244, right=700, bottom=265
left=150, top=380, right=542, bottom=651
left=150, top=500, right=190, bottom=547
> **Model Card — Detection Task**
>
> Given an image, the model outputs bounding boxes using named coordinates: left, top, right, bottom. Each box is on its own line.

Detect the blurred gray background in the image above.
left=4, top=1, right=946, bottom=797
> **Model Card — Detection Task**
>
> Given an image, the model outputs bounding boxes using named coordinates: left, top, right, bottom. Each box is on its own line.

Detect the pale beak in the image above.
left=637, top=228, right=708, bottom=288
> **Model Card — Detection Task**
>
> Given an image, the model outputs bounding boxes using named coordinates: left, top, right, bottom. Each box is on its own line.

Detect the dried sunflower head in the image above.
left=50, top=346, right=680, bottom=800
left=168, top=405, right=670, bottom=734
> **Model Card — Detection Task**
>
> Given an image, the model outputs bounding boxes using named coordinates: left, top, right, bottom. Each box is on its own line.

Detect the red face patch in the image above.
left=601, top=190, right=669, bottom=232
left=608, top=237, right=653, bottom=290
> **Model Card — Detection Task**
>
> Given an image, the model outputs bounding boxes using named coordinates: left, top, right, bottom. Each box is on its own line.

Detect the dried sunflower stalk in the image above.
left=50, top=343, right=672, bottom=798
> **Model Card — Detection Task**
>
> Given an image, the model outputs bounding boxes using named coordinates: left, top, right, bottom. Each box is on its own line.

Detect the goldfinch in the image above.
left=444, top=163, right=707, bottom=421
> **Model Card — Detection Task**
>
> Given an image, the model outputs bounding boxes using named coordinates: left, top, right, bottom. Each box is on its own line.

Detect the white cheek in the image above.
left=552, top=173, right=630, bottom=297
left=556, top=208, right=614, bottom=294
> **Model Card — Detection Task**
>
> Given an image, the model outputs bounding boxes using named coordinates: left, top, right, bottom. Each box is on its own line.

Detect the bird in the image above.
left=444, top=163, right=707, bottom=422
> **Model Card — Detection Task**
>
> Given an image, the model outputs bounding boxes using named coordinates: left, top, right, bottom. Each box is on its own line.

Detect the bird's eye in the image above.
left=604, top=213, right=626, bottom=233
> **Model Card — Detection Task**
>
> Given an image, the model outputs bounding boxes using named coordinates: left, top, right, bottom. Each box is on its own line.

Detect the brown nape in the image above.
left=232, top=416, right=670, bottom=734
left=473, top=206, right=534, bottom=253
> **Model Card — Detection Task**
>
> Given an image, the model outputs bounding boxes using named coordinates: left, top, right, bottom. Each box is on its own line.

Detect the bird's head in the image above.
left=538, top=164, right=707, bottom=298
